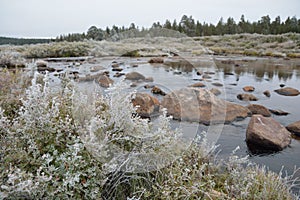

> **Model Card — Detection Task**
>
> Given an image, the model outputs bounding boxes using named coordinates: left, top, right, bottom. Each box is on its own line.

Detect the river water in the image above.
left=47, top=55, right=300, bottom=191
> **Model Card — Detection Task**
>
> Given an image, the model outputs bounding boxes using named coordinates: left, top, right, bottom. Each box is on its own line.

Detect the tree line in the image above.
left=56, top=14, right=300, bottom=42
left=0, top=36, right=52, bottom=45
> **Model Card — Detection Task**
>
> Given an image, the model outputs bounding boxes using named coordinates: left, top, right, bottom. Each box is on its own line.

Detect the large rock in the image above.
left=274, top=87, right=300, bottom=96
left=132, top=93, right=160, bottom=118
left=98, top=75, right=114, bottom=88
left=125, top=72, right=145, bottom=81
left=237, top=93, right=258, bottom=101
left=246, top=104, right=271, bottom=117
left=246, top=115, right=291, bottom=151
left=161, top=88, right=250, bottom=125
left=286, top=121, right=300, bottom=137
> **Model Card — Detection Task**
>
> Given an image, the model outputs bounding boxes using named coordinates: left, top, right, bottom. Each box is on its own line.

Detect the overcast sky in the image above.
left=0, top=0, right=299, bottom=38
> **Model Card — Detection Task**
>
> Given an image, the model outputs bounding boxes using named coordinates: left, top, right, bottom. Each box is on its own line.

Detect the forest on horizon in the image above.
left=1, top=14, right=299, bottom=45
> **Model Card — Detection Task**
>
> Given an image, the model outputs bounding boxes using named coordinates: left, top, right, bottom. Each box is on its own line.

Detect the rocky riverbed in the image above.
left=34, top=54, right=300, bottom=178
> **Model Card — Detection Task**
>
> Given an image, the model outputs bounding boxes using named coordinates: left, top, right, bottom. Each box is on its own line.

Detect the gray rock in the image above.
left=188, top=82, right=206, bottom=88
left=237, top=94, right=258, bottom=101
left=274, top=87, right=300, bottom=96
left=161, top=88, right=250, bottom=125
left=269, top=109, right=289, bottom=116
left=132, top=93, right=160, bottom=118
left=286, top=121, right=300, bottom=137
left=246, top=115, right=291, bottom=151
left=263, top=90, right=271, bottom=97
left=246, top=104, right=271, bottom=117
left=125, top=72, right=145, bottom=81
left=98, top=75, right=114, bottom=88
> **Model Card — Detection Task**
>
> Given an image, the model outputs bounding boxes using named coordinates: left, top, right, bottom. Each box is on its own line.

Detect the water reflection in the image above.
left=215, top=58, right=300, bottom=81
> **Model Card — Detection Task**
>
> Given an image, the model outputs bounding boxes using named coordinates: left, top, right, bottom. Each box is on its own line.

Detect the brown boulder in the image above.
left=286, top=121, right=300, bottom=137
left=132, top=93, right=160, bottom=118
left=274, top=87, right=300, bottom=96
left=263, top=90, right=271, bottom=97
left=98, top=75, right=114, bottom=88
left=161, top=88, right=250, bottom=125
left=125, top=72, right=145, bottom=81
left=243, top=86, right=255, bottom=92
left=246, top=104, right=271, bottom=117
left=237, top=94, right=258, bottom=101
left=151, top=86, right=166, bottom=96
left=148, top=57, right=164, bottom=64
left=246, top=115, right=291, bottom=151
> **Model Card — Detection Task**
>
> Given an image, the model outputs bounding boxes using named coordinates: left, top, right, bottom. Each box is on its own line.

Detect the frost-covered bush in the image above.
left=0, top=73, right=103, bottom=199
left=0, top=69, right=31, bottom=119
left=0, top=73, right=184, bottom=199
left=0, top=51, right=26, bottom=68
left=23, top=41, right=91, bottom=58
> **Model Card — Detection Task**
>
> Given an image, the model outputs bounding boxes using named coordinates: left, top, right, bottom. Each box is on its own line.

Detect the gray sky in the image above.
left=0, top=0, right=299, bottom=38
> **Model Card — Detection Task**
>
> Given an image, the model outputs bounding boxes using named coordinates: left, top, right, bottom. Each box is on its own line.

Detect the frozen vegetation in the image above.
left=0, top=33, right=299, bottom=68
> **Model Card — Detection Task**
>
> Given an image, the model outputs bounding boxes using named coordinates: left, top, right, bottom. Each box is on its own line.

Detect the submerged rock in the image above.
left=274, top=87, right=300, bottom=96
left=246, top=104, right=271, bottom=117
left=161, top=88, right=250, bottom=125
left=113, top=72, right=125, bottom=78
left=151, top=86, right=166, bottom=96
left=246, top=115, right=291, bottom=151
left=148, top=57, right=164, bottom=64
left=145, top=77, right=154, bottom=82
left=188, top=82, right=206, bottom=88
left=286, top=121, right=300, bottom=137
left=243, top=86, right=255, bottom=92
left=212, top=82, right=223, bottom=87
left=210, top=88, right=221, bottom=96
left=269, top=109, right=289, bottom=116
left=263, top=90, right=271, bottom=97
left=90, top=65, right=104, bottom=72
left=132, top=93, right=160, bottom=118
left=125, top=72, right=145, bottom=81
left=237, top=94, right=258, bottom=101
left=202, top=74, right=212, bottom=79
